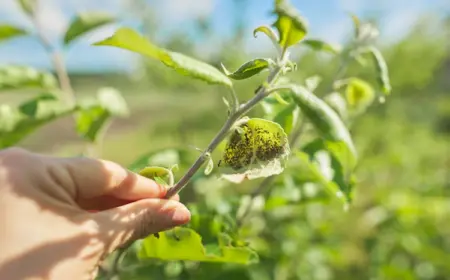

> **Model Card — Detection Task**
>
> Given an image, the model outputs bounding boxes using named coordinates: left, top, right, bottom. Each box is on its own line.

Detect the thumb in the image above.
left=90, top=198, right=191, bottom=254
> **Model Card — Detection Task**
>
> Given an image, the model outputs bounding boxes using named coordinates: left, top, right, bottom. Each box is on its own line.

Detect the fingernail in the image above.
left=171, top=204, right=191, bottom=224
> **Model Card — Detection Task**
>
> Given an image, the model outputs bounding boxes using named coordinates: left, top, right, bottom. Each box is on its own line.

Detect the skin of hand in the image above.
left=0, top=147, right=191, bottom=280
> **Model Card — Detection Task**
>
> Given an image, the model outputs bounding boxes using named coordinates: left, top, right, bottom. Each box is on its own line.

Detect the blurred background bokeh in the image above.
left=1, top=0, right=450, bottom=279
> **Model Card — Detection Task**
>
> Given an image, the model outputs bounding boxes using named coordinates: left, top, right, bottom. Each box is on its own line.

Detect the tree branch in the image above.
left=31, top=4, right=75, bottom=105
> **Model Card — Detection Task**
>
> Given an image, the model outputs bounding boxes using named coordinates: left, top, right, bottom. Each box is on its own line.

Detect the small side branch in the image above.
left=31, top=3, right=75, bottom=104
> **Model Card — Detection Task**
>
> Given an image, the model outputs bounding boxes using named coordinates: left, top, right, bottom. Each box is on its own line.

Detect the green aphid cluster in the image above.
left=254, top=125, right=284, bottom=162
left=223, top=120, right=287, bottom=171
left=223, top=124, right=254, bottom=170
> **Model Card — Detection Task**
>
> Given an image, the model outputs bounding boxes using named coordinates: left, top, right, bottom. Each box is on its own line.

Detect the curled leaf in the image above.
left=205, top=156, right=214, bottom=175
left=367, top=47, right=391, bottom=95
left=93, top=27, right=232, bottom=87
left=253, top=25, right=280, bottom=51
left=287, top=85, right=357, bottom=161
left=220, top=118, right=290, bottom=181
left=253, top=25, right=279, bottom=41
left=226, top=58, right=269, bottom=80
left=139, top=166, right=174, bottom=187
left=302, top=39, right=341, bottom=54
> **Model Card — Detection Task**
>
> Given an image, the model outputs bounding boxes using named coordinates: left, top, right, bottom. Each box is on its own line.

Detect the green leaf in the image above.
left=0, top=65, right=58, bottom=91
left=75, top=105, right=110, bottom=142
left=367, top=47, right=391, bottom=95
left=302, top=139, right=357, bottom=204
left=63, top=12, right=115, bottom=45
left=253, top=25, right=280, bottom=50
left=0, top=94, right=77, bottom=148
left=273, top=0, right=308, bottom=48
left=138, top=227, right=258, bottom=264
left=302, top=39, right=340, bottom=54
left=273, top=103, right=298, bottom=134
left=205, top=156, right=214, bottom=175
left=0, top=25, right=27, bottom=42
left=17, top=0, right=36, bottom=16
left=294, top=151, right=347, bottom=205
left=139, top=166, right=174, bottom=187
left=253, top=25, right=279, bottom=42
left=75, top=87, right=128, bottom=142
left=345, top=77, right=375, bottom=113
left=288, top=85, right=357, bottom=162
left=220, top=118, right=290, bottom=181
left=225, top=58, right=269, bottom=80
left=93, top=27, right=232, bottom=87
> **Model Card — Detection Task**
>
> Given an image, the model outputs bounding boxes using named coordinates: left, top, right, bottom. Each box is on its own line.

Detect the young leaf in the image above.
left=302, top=39, right=340, bottom=54
left=367, top=47, right=391, bottom=95
left=138, top=227, right=258, bottom=264
left=205, top=157, right=214, bottom=175
left=17, top=0, right=36, bottom=16
left=288, top=85, right=357, bottom=162
left=0, top=25, right=27, bottom=42
left=63, top=12, right=115, bottom=45
left=345, top=78, right=375, bottom=113
left=0, top=65, right=58, bottom=91
left=253, top=25, right=280, bottom=51
left=253, top=25, right=279, bottom=42
left=273, top=0, right=308, bottom=48
left=220, top=118, right=290, bottom=181
left=0, top=94, right=77, bottom=148
left=93, top=27, right=232, bottom=87
left=226, top=58, right=269, bottom=80
left=139, top=166, right=174, bottom=187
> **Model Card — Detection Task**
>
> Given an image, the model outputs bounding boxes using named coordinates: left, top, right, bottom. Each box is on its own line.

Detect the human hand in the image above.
left=0, top=148, right=191, bottom=280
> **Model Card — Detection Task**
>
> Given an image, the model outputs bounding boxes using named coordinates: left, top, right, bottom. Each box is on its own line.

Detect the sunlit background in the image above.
left=1, top=0, right=449, bottom=279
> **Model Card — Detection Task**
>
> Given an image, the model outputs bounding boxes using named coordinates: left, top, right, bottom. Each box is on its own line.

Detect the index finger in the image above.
left=56, top=157, right=167, bottom=201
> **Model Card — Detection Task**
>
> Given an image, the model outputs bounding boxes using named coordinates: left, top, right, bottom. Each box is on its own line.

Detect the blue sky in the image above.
left=0, top=0, right=447, bottom=73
